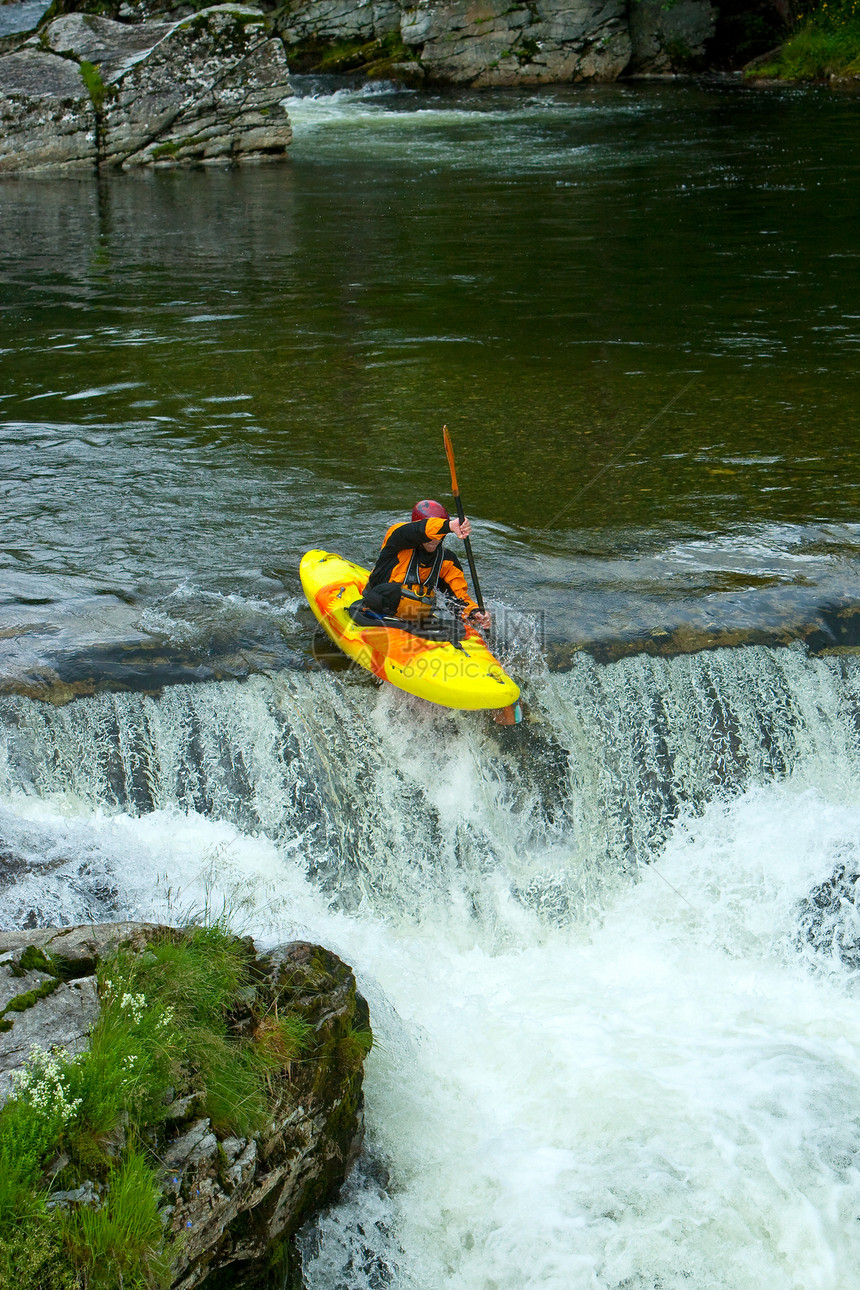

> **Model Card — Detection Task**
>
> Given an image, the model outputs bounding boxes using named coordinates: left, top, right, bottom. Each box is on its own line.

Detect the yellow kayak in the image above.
left=300, top=549, right=520, bottom=713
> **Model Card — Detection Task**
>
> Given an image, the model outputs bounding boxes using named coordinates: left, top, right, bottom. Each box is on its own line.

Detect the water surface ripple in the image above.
left=2, top=82, right=859, bottom=679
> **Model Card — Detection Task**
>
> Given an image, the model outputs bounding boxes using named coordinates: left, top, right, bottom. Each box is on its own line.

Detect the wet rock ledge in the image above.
left=0, top=921, right=370, bottom=1288
left=0, top=5, right=292, bottom=172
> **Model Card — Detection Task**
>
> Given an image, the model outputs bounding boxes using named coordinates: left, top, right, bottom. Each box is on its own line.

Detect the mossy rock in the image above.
left=0, top=923, right=370, bottom=1290
left=282, top=30, right=418, bottom=77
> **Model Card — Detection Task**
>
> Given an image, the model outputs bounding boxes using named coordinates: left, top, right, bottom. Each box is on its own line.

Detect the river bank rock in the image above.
left=0, top=4, right=292, bottom=172
left=0, top=47, right=97, bottom=170
left=627, top=0, right=717, bottom=74
left=400, top=0, right=632, bottom=85
left=0, top=921, right=369, bottom=1288
left=0, top=0, right=723, bottom=118
left=277, top=0, right=715, bottom=83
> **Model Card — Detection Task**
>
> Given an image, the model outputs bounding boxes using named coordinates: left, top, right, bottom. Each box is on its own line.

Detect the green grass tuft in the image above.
left=746, top=0, right=860, bottom=78
left=337, top=1023, right=373, bottom=1074
left=79, top=60, right=109, bottom=112
left=62, top=1149, right=171, bottom=1290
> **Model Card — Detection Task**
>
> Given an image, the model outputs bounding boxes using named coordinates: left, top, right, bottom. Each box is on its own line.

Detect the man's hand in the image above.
left=449, top=516, right=471, bottom=540
left=468, top=608, right=491, bottom=631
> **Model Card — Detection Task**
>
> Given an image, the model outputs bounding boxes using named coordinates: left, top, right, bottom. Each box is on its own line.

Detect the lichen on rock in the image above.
left=0, top=48, right=98, bottom=171
left=0, top=4, right=292, bottom=173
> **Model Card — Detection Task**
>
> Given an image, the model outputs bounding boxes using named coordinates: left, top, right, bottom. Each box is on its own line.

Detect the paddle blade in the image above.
left=491, top=702, right=523, bottom=726
left=442, top=424, right=459, bottom=495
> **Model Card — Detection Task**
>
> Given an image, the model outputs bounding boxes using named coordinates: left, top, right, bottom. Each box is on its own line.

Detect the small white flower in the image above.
left=119, top=991, right=147, bottom=1025
left=157, top=1005, right=175, bottom=1030
left=11, top=1045, right=82, bottom=1126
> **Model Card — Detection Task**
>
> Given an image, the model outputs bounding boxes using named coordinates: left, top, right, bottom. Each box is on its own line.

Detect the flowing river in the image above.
left=2, top=80, right=860, bottom=1288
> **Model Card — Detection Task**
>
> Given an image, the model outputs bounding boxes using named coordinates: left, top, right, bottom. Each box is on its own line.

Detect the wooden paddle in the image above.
left=442, top=424, right=485, bottom=614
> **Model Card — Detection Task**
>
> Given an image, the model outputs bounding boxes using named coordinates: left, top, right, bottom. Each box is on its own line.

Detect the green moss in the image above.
left=79, top=60, right=109, bottom=113
left=517, top=36, right=540, bottom=63
left=282, top=30, right=416, bottom=75
left=66, top=1124, right=112, bottom=1177
left=337, top=1023, right=373, bottom=1074
left=320, top=1076, right=361, bottom=1161
left=150, top=141, right=180, bottom=160
left=1, top=977, right=61, bottom=1018
left=18, top=945, right=55, bottom=976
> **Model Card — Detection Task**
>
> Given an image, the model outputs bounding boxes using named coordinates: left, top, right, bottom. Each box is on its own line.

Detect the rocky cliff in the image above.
left=276, top=0, right=718, bottom=84
left=0, top=921, right=370, bottom=1288
left=0, top=0, right=743, bottom=173
left=0, top=4, right=292, bottom=172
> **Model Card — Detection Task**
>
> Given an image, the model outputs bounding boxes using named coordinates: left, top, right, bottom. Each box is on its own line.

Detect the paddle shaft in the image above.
left=443, top=425, right=485, bottom=613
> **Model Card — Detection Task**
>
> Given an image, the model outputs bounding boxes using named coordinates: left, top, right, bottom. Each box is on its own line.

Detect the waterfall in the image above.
left=2, top=646, right=860, bottom=931
left=2, top=646, right=860, bottom=1288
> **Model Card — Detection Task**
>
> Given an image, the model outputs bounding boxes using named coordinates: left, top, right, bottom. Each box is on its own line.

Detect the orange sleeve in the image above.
left=381, top=518, right=450, bottom=551
left=440, top=558, right=477, bottom=616
left=424, top=517, right=448, bottom=542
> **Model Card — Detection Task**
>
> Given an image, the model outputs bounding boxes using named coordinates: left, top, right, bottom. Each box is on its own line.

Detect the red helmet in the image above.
left=412, top=499, right=449, bottom=522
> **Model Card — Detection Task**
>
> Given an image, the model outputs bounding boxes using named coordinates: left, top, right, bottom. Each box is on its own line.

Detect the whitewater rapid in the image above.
left=2, top=648, right=860, bottom=1288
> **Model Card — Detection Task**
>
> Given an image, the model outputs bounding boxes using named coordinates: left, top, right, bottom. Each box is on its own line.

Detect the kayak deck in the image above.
left=300, top=549, right=520, bottom=712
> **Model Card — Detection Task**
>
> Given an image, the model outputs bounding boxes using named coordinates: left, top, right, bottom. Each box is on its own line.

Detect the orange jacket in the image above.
left=366, top=518, right=478, bottom=616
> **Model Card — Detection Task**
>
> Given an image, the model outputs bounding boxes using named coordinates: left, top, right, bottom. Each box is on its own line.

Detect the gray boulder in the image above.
left=0, top=922, right=161, bottom=1102
left=0, top=49, right=97, bottom=171
left=0, top=920, right=160, bottom=972
left=0, top=949, right=100, bottom=1104
left=400, top=0, right=631, bottom=84
left=0, top=4, right=292, bottom=173
left=280, top=0, right=402, bottom=44
left=42, top=11, right=178, bottom=79
left=279, top=0, right=631, bottom=83
left=0, top=0, right=53, bottom=44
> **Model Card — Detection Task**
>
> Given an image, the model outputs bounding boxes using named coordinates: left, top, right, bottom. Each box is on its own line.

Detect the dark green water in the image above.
left=2, top=80, right=859, bottom=683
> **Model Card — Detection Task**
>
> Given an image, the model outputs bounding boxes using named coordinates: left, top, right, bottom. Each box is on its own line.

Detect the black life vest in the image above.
left=403, top=542, right=445, bottom=602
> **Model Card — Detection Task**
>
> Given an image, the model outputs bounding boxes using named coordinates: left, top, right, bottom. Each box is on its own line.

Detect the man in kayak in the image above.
left=360, top=500, right=492, bottom=630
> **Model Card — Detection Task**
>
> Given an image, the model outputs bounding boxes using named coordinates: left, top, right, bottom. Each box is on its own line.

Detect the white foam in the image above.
left=3, top=780, right=860, bottom=1288
left=4, top=651, right=860, bottom=1286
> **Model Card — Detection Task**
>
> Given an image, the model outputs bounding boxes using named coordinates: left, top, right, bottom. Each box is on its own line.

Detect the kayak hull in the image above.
left=300, top=549, right=520, bottom=712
